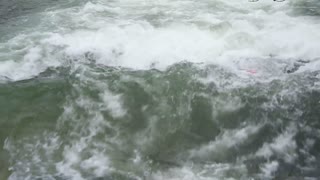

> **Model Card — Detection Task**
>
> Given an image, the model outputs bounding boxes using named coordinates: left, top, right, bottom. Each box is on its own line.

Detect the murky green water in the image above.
left=1, top=0, right=320, bottom=179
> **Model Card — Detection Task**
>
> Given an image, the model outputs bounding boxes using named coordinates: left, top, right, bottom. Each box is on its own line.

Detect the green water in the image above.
left=1, top=0, right=320, bottom=179
left=1, top=63, right=320, bottom=179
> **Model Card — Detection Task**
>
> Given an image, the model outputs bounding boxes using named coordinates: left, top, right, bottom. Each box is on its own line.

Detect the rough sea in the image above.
left=1, top=0, right=320, bottom=179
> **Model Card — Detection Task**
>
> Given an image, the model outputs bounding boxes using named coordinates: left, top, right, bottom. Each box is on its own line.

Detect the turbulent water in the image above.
left=1, top=0, right=320, bottom=179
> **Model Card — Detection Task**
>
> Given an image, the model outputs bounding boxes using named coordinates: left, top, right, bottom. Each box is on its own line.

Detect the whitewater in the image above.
left=0, top=0, right=320, bottom=179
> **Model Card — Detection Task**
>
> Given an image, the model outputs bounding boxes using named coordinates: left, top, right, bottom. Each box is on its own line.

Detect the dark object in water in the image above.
left=284, top=60, right=310, bottom=74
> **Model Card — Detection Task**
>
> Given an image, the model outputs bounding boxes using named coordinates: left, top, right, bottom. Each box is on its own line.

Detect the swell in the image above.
left=2, top=62, right=320, bottom=179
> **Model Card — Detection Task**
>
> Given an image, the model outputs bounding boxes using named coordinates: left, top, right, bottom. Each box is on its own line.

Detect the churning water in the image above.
left=1, top=0, right=320, bottom=179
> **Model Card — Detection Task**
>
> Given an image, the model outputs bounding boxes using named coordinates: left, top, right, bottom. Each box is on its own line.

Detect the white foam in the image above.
left=189, top=125, right=260, bottom=159
left=51, top=13, right=320, bottom=71
left=4, top=133, right=62, bottom=180
left=54, top=87, right=123, bottom=179
left=80, top=152, right=110, bottom=177
left=0, top=34, right=62, bottom=81
left=151, top=166, right=217, bottom=180
left=0, top=47, right=45, bottom=81
left=151, top=162, right=248, bottom=180
left=256, top=124, right=297, bottom=163
left=101, top=90, right=127, bottom=118
left=260, top=161, right=279, bottom=179
left=1, top=0, right=320, bottom=81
